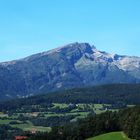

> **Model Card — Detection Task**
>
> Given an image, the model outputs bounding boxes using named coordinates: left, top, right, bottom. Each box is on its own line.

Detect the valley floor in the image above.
left=0, top=103, right=119, bottom=132
left=0, top=103, right=134, bottom=132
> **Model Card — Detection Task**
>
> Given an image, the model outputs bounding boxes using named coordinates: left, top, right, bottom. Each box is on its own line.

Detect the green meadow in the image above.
left=86, top=132, right=131, bottom=140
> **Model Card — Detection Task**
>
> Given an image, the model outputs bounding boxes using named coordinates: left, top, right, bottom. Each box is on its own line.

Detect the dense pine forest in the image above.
left=1, top=84, right=140, bottom=112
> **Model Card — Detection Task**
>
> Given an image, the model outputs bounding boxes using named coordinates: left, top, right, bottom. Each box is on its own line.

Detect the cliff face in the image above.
left=0, top=42, right=140, bottom=100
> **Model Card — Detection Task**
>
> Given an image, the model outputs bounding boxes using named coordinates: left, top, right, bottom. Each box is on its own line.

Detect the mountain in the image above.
left=0, top=42, right=140, bottom=100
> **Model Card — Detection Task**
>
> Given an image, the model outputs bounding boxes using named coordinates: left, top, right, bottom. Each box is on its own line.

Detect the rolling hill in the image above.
left=86, top=132, right=130, bottom=140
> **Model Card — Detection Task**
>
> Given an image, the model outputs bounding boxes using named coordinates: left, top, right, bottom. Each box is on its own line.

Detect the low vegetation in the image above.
left=86, top=132, right=130, bottom=140
left=0, top=103, right=118, bottom=133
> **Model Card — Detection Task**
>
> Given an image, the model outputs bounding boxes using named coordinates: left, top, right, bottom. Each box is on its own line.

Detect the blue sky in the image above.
left=0, top=0, right=140, bottom=62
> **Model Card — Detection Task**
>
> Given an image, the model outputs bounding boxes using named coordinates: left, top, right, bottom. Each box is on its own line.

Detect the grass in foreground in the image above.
left=86, top=132, right=131, bottom=140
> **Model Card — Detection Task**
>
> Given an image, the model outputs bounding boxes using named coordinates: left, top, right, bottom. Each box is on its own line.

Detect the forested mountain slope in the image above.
left=1, top=84, right=140, bottom=112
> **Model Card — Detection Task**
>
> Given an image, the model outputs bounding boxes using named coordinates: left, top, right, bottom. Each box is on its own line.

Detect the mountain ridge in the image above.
left=0, top=42, right=140, bottom=100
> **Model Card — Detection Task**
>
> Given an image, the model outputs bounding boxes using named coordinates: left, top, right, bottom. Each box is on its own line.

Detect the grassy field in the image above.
left=53, top=103, right=69, bottom=108
left=0, top=119, right=13, bottom=124
left=86, top=132, right=131, bottom=140
left=11, top=121, right=51, bottom=132
left=0, top=103, right=129, bottom=133
left=0, top=119, right=51, bottom=132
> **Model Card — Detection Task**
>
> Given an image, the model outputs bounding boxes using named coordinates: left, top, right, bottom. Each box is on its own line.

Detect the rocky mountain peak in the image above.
left=48, top=42, right=94, bottom=54
left=0, top=42, right=140, bottom=101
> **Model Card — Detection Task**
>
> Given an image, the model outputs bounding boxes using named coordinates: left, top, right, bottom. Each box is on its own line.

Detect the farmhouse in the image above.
left=15, top=136, right=28, bottom=140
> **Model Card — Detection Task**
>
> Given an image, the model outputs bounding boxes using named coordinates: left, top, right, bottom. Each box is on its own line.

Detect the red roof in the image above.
left=15, top=136, right=28, bottom=140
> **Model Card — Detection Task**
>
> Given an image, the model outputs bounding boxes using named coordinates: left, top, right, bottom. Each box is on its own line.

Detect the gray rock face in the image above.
left=0, top=42, right=140, bottom=100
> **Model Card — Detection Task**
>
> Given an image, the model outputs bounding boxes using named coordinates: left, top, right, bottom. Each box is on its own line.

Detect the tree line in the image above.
left=27, top=106, right=140, bottom=140
left=1, top=84, right=140, bottom=112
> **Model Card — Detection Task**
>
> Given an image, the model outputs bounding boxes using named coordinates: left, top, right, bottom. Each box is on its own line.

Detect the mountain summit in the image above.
left=0, top=42, right=140, bottom=100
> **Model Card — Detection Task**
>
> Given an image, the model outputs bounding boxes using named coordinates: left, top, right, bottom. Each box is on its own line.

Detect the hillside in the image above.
left=0, top=84, right=139, bottom=139
left=87, top=132, right=130, bottom=140
left=0, top=84, right=139, bottom=138
left=1, top=84, right=140, bottom=112
left=27, top=106, right=140, bottom=140
left=1, top=42, right=140, bottom=100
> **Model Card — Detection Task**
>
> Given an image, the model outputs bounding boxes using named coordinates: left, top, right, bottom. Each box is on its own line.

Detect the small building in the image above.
left=68, top=103, right=76, bottom=107
left=31, top=128, right=37, bottom=134
left=15, top=136, right=28, bottom=140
